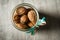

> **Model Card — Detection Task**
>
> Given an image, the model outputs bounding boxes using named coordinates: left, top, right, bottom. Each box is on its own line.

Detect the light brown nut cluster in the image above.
left=13, top=6, right=37, bottom=29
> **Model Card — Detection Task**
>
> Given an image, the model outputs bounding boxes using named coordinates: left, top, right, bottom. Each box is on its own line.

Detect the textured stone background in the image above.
left=0, top=0, right=60, bottom=40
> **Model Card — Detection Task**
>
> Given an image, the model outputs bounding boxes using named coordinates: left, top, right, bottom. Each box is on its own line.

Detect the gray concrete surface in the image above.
left=0, top=0, right=60, bottom=40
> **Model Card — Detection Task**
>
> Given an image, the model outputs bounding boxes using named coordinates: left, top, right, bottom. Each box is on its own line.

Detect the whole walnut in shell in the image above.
left=28, top=22, right=34, bottom=28
left=28, top=10, right=36, bottom=25
left=16, top=23, right=28, bottom=29
left=16, top=7, right=27, bottom=15
left=20, top=15, right=28, bottom=24
left=13, top=15, right=20, bottom=23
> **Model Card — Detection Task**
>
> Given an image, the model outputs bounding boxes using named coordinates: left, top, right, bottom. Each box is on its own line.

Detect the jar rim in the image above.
left=11, top=3, right=39, bottom=32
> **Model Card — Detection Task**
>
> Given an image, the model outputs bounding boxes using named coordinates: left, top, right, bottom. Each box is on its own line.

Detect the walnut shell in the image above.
left=16, top=7, right=27, bottom=15
left=13, top=15, right=20, bottom=23
left=28, top=22, right=34, bottom=28
left=16, top=23, right=28, bottom=29
left=20, top=15, right=28, bottom=24
left=28, top=10, right=36, bottom=25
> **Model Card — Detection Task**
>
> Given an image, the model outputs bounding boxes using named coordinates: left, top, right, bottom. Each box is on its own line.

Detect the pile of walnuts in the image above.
left=13, top=7, right=37, bottom=29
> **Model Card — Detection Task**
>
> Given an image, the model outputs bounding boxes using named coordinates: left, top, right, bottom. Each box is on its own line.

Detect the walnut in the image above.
left=16, top=7, right=27, bottom=15
left=16, top=23, right=28, bottom=29
left=28, top=22, right=34, bottom=28
left=28, top=10, right=36, bottom=25
left=20, top=15, right=28, bottom=24
left=13, top=15, right=20, bottom=23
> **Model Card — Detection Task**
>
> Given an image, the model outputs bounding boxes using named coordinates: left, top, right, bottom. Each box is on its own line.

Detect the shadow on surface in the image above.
left=35, top=12, right=60, bottom=33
